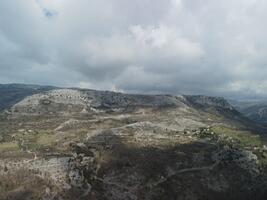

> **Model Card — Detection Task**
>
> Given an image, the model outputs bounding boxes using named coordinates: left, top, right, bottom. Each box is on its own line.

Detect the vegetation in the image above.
left=211, top=126, right=263, bottom=148
left=200, top=126, right=267, bottom=170
left=0, top=142, right=19, bottom=153
left=0, top=85, right=267, bottom=199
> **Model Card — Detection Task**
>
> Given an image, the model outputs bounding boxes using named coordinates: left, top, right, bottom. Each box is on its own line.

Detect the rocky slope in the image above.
left=0, top=84, right=267, bottom=200
left=184, top=95, right=234, bottom=110
left=9, top=88, right=187, bottom=115
left=8, top=87, right=236, bottom=116
left=0, top=84, right=56, bottom=111
left=10, top=88, right=259, bottom=132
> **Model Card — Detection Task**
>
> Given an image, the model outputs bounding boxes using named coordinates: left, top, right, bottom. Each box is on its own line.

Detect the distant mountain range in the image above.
left=230, top=99, right=267, bottom=125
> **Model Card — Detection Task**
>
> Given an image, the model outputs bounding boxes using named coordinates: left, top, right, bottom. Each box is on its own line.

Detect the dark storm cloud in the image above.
left=0, top=0, right=267, bottom=99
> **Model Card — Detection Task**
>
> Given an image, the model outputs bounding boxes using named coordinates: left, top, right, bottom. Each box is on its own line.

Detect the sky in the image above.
left=0, top=0, right=267, bottom=99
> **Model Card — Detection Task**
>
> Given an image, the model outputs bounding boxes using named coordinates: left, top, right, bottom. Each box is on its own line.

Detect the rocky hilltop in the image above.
left=0, top=84, right=55, bottom=111
left=5, top=85, right=234, bottom=116
left=10, top=88, right=187, bottom=115
left=0, top=84, right=267, bottom=200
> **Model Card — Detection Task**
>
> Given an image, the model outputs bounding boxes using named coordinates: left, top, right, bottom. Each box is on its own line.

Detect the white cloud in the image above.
left=0, top=0, right=267, bottom=98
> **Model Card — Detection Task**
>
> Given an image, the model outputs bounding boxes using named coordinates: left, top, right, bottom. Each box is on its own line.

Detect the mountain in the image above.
left=230, top=99, right=267, bottom=125
left=0, top=83, right=56, bottom=111
left=0, top=84, right=267, bottom=200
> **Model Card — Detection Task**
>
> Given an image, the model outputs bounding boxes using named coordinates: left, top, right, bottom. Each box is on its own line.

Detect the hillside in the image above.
left=0, top=84, right=56, bottom=111
left=230, top=100, right=267, bottom=125
left=0, top=84, right=267, bottom=200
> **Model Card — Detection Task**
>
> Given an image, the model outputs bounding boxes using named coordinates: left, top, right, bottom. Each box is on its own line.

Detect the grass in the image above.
left=0, top=142, right=19, bottom=153
left=210, top=125, right=267, bottom=169
left=211, top=126, right=262, bottom=148
left=0, top=168, right=51, bottom=200
left=27, top=132, right=57, bottom=151
left=13, top=129, right=57, bottom=151
left=36, top=133, right=56, bottom=146
left=15, top=128, right=89, bottom=152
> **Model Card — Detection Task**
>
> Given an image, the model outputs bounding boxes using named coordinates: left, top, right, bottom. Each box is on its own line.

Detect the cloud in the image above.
left=0, top=0, right=267, bottom=99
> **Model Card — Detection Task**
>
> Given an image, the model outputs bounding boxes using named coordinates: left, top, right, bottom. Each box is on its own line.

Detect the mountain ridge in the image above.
left=0, top=83, right=234, bottom=112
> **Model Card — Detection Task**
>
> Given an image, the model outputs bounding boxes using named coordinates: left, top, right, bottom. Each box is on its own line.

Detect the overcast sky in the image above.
left=0, top=0, right=267, bottom=99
